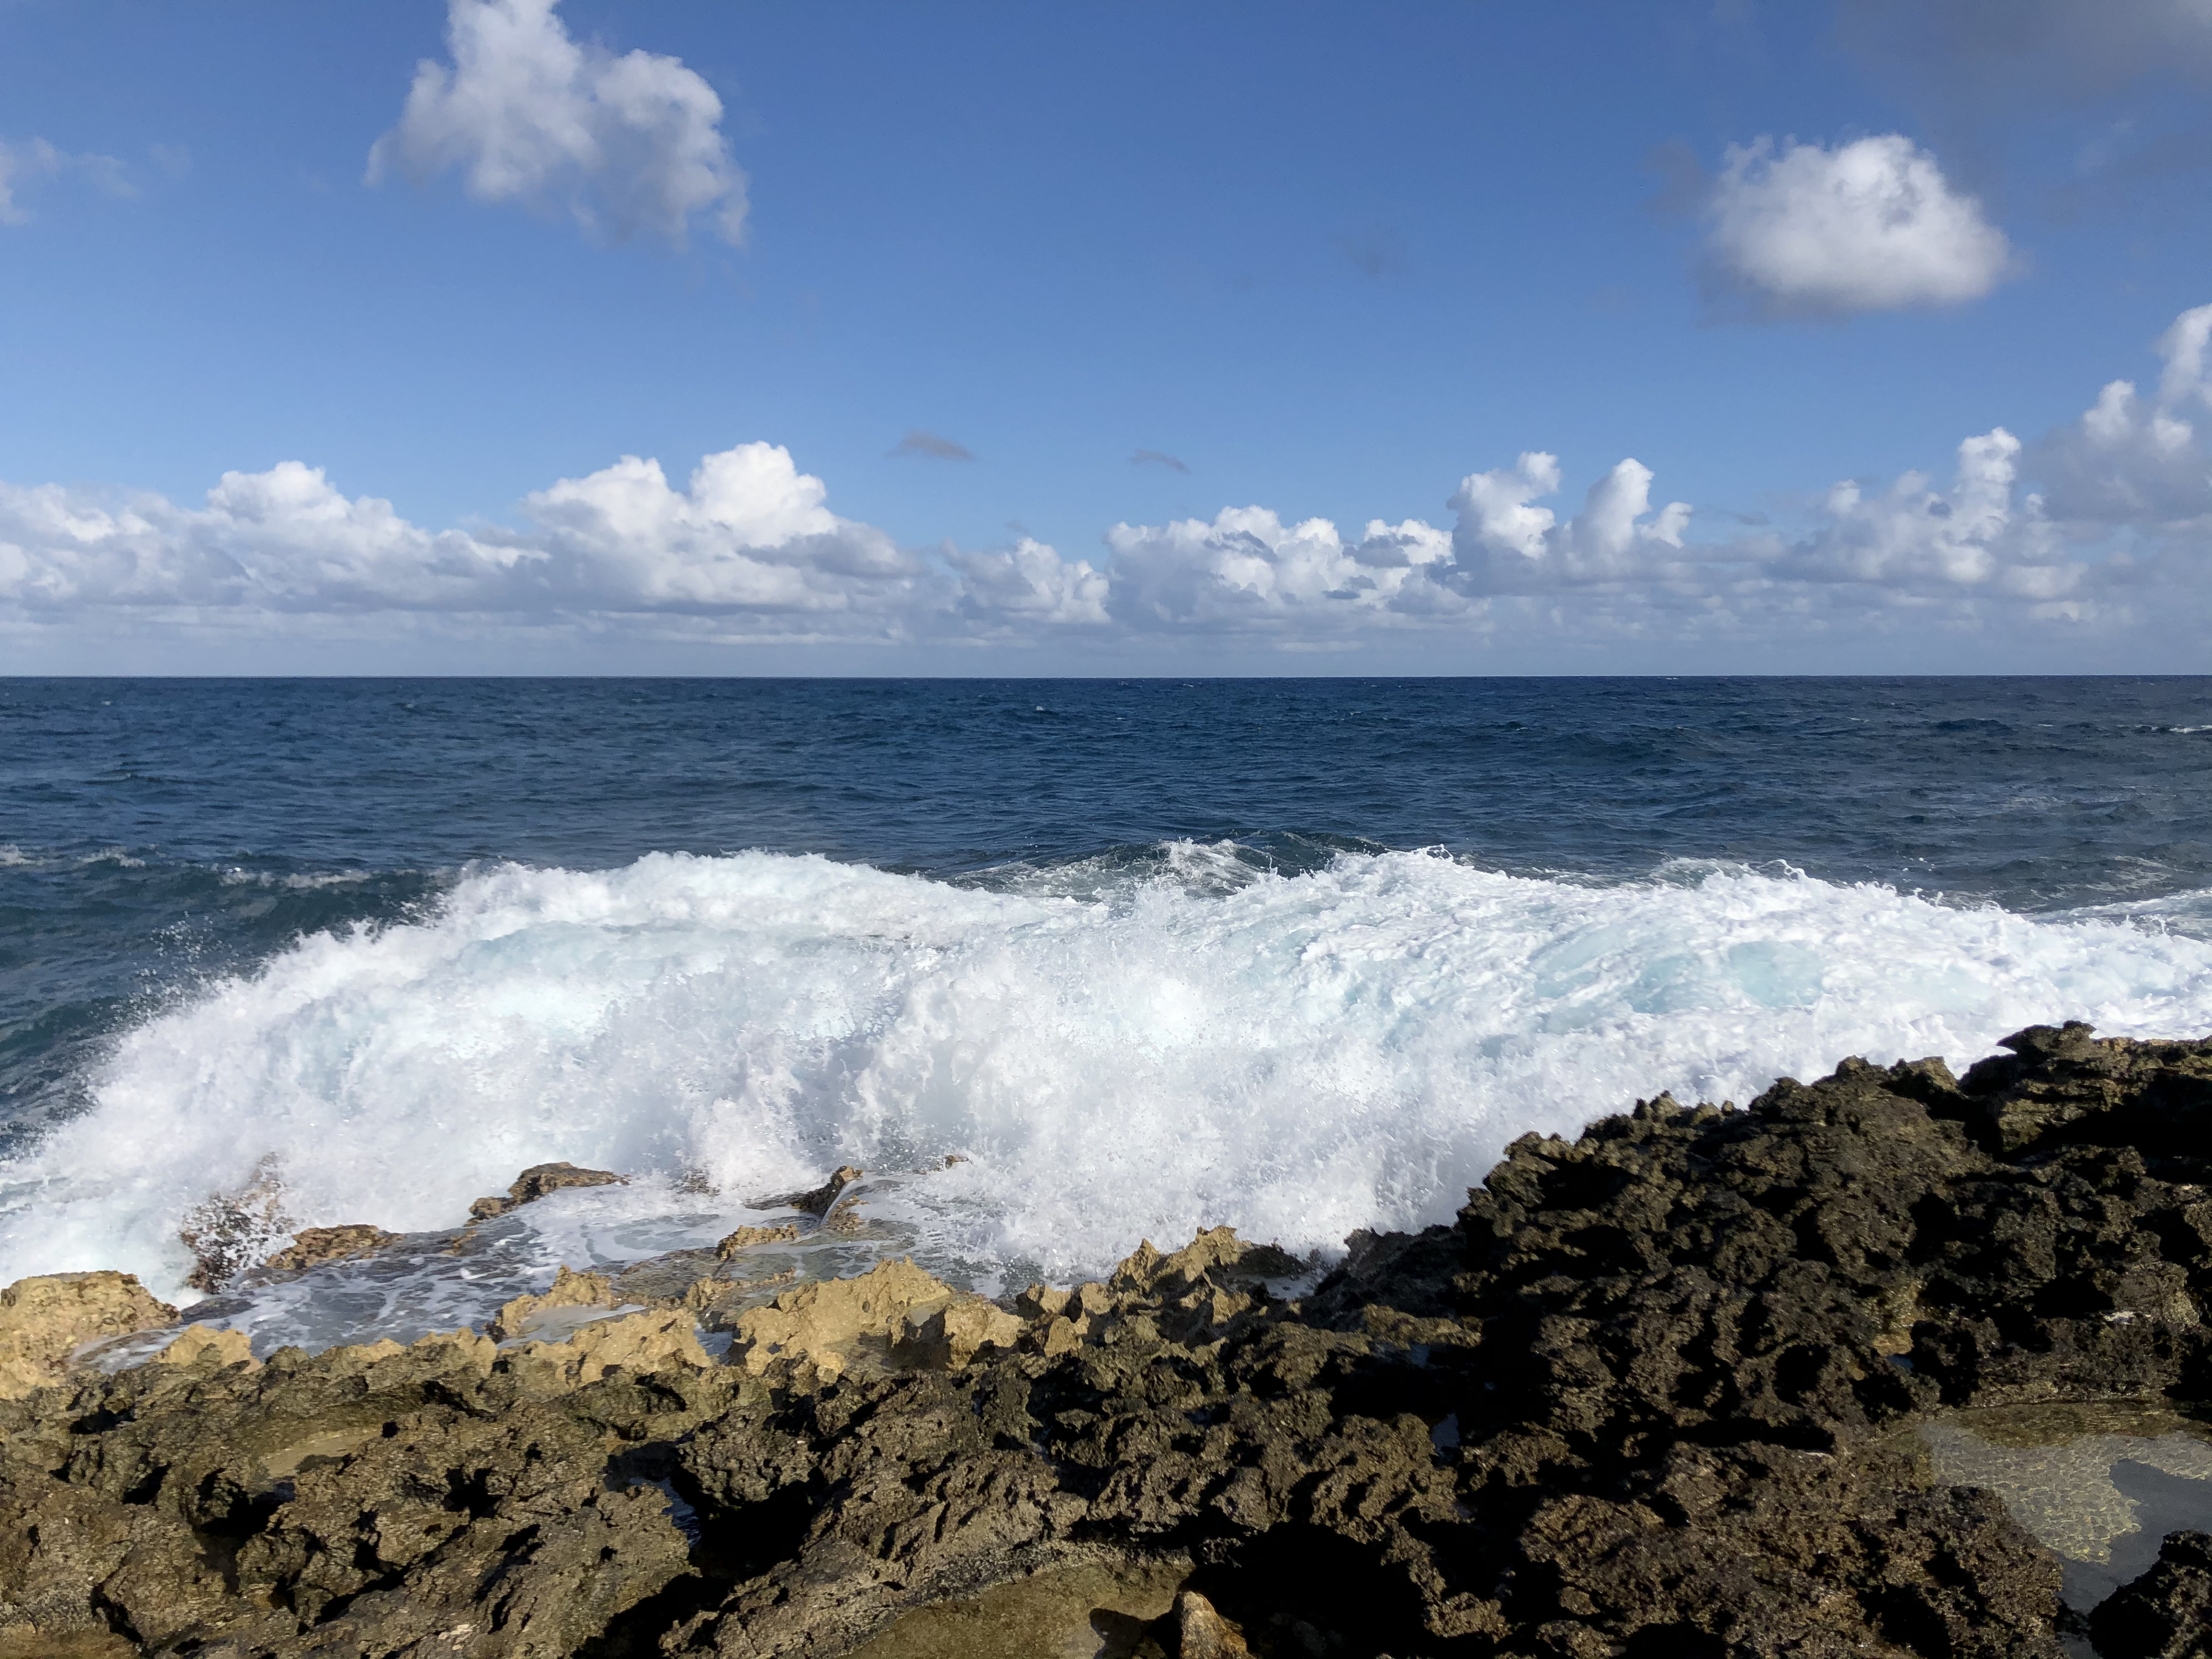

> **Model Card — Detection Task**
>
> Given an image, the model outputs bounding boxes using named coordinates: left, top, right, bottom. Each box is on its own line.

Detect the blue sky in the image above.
left=4, top=1, right=2212, bottom=673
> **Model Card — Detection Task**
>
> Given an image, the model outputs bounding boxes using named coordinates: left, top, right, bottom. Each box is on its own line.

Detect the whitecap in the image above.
left=4, top=848, right=2211, bottom=1317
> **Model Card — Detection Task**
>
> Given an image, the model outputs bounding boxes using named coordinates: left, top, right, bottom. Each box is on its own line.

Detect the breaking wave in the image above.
left=7, top=846, right=2212, bottom=1310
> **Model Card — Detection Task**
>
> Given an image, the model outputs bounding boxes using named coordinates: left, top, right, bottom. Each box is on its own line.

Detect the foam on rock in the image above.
left=467, top=1161, right=627, bottom=1221
left=6, top=1027, right=2212, bottom=1655
left=258, top=1223, right=401, bottom=1274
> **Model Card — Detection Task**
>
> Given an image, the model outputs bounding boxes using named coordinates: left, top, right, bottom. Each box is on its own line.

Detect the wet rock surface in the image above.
left=2091, top=1530, right=2212, bottom=1658
left=0, top=1272, right=178, bottom=1400
left=3, top=1025, right=2211, bottom=1655
left=468, top=1162, right=628, bottom=1222
left=257, top=1226, right=404, bottom=1276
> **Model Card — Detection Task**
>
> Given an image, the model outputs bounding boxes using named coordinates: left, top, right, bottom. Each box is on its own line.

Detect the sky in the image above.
left=4, top=1, right=2212, bottom=675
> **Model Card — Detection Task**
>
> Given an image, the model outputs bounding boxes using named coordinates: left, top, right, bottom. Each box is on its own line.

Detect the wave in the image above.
left=6, top=846, right=2212, bottom=1308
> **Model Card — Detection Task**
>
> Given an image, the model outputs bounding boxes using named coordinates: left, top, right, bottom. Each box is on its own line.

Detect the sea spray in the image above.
left=5, top=846, right=2212, bottom=1324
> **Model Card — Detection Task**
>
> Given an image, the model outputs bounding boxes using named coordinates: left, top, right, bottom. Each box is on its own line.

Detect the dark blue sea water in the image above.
left=6, top=676, right=2212, bottom=1342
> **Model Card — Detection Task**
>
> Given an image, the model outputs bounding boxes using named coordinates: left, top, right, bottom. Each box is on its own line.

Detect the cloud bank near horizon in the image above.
left=9, top=302, right=2212, bottom=666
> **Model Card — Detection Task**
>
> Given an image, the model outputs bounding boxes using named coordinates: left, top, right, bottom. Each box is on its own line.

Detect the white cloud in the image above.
left=520, top=443, right=922, bottom=614
left=1703, top=134, right=2015, bottom=316
left=2033, top=302, right=2212, bottom=526
left=0, top=441, right=1114, bottom=648
left=1778, top=429, right=2080, bottom=599
left=948, top=539, right=1110, bottom=628
left=1103, top=507, right=1460, bottom=633
left=1449, top=455, right=1691, bottom=589
left=0, top=464, right=523, bottom=613
left=0, top=138, right=132, bottom=225
left=369, top=0, right=747, bottom=248
left=16, top=305, right=2212, bottom=664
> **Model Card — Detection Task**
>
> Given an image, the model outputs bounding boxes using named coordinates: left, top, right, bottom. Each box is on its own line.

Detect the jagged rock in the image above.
left=727, top=1255, right=953, bottom=1379
left=503, top=1307, right=711, bottom=1389
left=2091, top=1530, right=2212, bottom=1658
left=467, top=1161, right=626, bottom=1220
left=487, top=1263, right=619, bottom=1340
left=0, top=1270, right=177, bottom=1399
left=1175, top=1589, right=1251, bottom=1658
left=178, top=1158, right=291, bottom=1291
left=257, top=1223, right=402, bottom=1274
left=155, top=1324, right=257, bottom=1370
left=748, top=1163, right=862, bottom=1217
left=894, top=1292, right=1023, bottom=1369
left=714, top=1221, right=801, bottom=1258
left=12, top=1027, right=2212, bottom=1656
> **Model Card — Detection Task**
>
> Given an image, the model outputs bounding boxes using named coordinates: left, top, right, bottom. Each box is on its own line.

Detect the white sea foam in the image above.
left=217, top=867, right=384, bottom=890
left=7, top=847, right=2212, bottom=1316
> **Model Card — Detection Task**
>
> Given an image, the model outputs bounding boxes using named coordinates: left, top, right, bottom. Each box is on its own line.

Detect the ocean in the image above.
left=6, top=675, right=2212, bottom=1353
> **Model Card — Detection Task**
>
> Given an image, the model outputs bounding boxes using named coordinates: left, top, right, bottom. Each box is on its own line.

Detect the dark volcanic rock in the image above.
left=2091, top=1530, right=2212, bottom=1658
left=4, top=1026, right=2212, bottom=1656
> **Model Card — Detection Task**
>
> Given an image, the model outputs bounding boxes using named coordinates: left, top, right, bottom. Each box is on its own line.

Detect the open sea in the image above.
left=6, top=675, right=2212, bottom=1353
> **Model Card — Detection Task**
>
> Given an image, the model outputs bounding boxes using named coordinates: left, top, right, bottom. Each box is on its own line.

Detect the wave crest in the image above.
left=6, top=847, right=2212, bottom=1305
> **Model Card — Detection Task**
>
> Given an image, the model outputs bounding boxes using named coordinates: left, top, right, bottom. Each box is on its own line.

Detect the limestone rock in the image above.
left=258, top=1223, right=401, bottom=1274
left=13, top=1027, right=2212, bottom=1656
left=467, top=1160, right=625, bottom=1220
left=728, top=1255, right=952, bottom=1378
left=714, top=1220, right=801, bottom=1258
left=176, top=1159, right=290, bottom=1291
left=894, top=1293, right=1023, bottom=1369
left=1175, top=1589, right=1251, bottom=1658
left=0, top=1271, right=177, bottom=1399
left=487, top=1263, right=617, bottom=1340
left=155, top=1324, right=257, bottom=1370
left=503, top=1307, right=709, bottom=1388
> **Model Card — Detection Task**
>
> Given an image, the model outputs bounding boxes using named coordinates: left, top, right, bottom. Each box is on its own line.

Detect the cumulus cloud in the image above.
left=1702, top=134, right=2015, bottom=316
left=889, top=430, right=978, bottom=462
left=15, top=305, right=2212, bottom=662
left=0, top=442, right=1106, bottom=644
left=1449, top=454, right=1691, bottom=589
left=1104, top=508, right=1460, bottom=634
left=2033, top=303, right=2212, bottom=525
left=946, top=539, right=1110, bottom=628
left=368, top=0, right=747, bottom=248
left=0, top=138, right=132, bottom=225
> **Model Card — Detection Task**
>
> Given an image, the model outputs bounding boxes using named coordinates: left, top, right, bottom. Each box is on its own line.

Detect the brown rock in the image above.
left=749, top=1163, right=862, bottom=1217
left=1016, top=1282, right=1072, bottom=1319
left=503, top=1307, right=710, bottom=1389
left=1175, top=1589, right=1251, bottom=1658
left=487, top=1263, right=618, bottom=1341
left=0, top=1271, right=178, bottom=1399
left=154, top=1324, right=257, bottom=1371
left=258, top=1223, right=402, bottom=1274
left=728, top=1256, right=953, bottom=1379
left=467, top=1160, right=626, bottom=1220
left=176, top=1158, right=290, bottom=1291
left=895, top=1293, right=1024, bottom=1369
left=714, top=1221, right=801, bottom=1258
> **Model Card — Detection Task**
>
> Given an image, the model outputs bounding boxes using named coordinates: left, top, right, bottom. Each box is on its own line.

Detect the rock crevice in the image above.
left=2, top=1025, right=2211, bottom=1656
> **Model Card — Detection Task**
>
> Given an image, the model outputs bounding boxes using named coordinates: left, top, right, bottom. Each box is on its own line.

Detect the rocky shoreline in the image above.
left=3, top=1022, right=2211, bottom=1657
